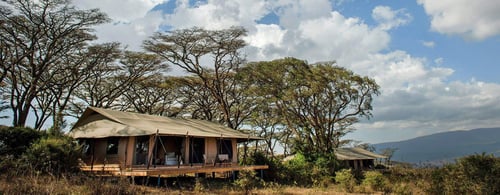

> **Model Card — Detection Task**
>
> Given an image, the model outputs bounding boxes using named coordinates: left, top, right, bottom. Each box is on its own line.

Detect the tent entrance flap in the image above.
left=134, top=136, right=149, bottom=165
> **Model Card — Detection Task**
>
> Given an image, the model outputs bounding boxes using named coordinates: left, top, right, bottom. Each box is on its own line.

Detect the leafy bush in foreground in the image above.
left=0, top=126, right=45, bottom=157
left=427, top=153, right=500, bottom=195
left=334, top=169, right=356, bottom=192
left=362, top=170, right=386, bottom=191
left=23, top=136, right=82, bottom=175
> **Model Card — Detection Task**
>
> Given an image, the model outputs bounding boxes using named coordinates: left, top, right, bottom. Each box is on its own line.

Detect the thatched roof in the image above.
left=335, top=147, right=387, bottom=160
left=69, top=107, right=260, bottom=140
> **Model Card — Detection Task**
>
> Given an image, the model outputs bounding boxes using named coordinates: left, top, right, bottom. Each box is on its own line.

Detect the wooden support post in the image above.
left=244, top=136, right=249, bottom=164
left=124, top=137, right=128, bottom=169
left=190, top=136, right=193, bottom=167
left=147, top=129, right=160, bottom=170
left=91, top=139, right=95, bottom=171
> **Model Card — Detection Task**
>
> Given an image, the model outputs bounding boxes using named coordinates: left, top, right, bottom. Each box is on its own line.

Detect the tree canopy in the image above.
left=239, top=57, right=380, bottom=155
left=0, top=0, right=380, bottom=159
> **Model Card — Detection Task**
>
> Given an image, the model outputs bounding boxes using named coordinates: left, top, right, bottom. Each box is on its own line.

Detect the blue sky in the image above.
left=4, top=0, right=499, bottom=145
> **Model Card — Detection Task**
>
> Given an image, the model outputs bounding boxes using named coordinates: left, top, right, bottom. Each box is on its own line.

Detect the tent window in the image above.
left=107, top=137, right=119, bottom=155
left=218, top=139, right=233, bottom=160
left=79, top=139, right=93, bottom=156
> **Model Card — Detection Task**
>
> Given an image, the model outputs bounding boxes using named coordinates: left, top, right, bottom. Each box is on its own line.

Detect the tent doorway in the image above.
left=134, top=136, right=149, bottom=165
left=218, top=139, right=233, bottom=160
left=190, top=138, right=205, bottom=164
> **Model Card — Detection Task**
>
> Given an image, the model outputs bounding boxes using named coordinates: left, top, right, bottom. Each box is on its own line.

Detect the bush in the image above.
left=23, top=136, right=82, bottom=175
left=426, top=153, right=500, bottom=195
left=392, top=182, right=412, bottom=195
left=244, top=150, right=286, bottom=182
left=0, top=126, right=45, bottom=157
left=283, top=153, right=312, bottom=186
left=335, top=169, right=356, bottom=192
left=235, top=168, right=262, bottom=195
left=362, top=170, right=386, bottom=191
left=311, top=156, right=335, bottom=187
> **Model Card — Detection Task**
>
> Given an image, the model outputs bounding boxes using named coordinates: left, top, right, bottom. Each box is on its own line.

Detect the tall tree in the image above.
left=121, top=74, right=179, bottom=116
left=170, top=76, right=219, bottom=120
left=239, top=57, right=380, bottom=155
left=72, top=50, right=167, bottom=115
left=32, top=43, right=120, bottom=130
left=247, top=101, right=287, bottom=157
left=0, top=0, right=109, bottom=127
left=144, top=27, right=250, bottom=129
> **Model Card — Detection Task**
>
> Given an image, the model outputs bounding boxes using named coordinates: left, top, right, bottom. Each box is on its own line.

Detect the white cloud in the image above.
left=70, top=0, right=500, bottom=144
left=165, top=0, right=269, bottom=30
left=92, top=11, right=164, bottom=50
left=74, top=0, right=166, bottom=50
left=417, top=0, right=500, bottom=40
left=434, top=57, right=443, bottom=65
left=372, top=6, right=412, bottom=30
left=74, top=0, right=165, bottom=22
left=422, top=41, right=435, bottom=48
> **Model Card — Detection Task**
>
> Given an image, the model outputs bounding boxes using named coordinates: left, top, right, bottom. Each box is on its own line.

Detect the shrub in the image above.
left=23, top=136, right=82, bottom=175
left=362, top=170, right=386, bottom=191
left=283, top=153, right=312, bottom=186
left=194, top=177, right=206, bottom=192
left=335, top=169, right=356, bottom=192
left=426, top=153, right=500, bottom=195
left=392, top=182, right=412, bottom=195
left=235, top=168, right=262, bottom=195
left=245, top=150, right=286, bottom=182
left=0, top=126, right=44, bottom=157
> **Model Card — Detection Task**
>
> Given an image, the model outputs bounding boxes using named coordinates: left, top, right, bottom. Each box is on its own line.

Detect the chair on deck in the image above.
left=203, top=154, right=215, bottom=166
left=217, top=154, right=230, bottom=166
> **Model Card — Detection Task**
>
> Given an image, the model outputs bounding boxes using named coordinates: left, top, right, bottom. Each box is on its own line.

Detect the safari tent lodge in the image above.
left=69, top=107, right=268, bottom=177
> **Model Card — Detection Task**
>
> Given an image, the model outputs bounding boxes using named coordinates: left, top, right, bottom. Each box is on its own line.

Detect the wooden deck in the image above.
left=80, top=164, right=269, bottom=177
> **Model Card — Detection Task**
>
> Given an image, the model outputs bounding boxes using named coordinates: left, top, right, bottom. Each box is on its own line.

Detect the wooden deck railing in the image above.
left=79, top=163, right=268, bottom=177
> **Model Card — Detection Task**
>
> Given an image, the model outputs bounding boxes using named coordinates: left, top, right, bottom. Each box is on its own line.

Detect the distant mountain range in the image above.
left=373, top=127, right=500, bottom=165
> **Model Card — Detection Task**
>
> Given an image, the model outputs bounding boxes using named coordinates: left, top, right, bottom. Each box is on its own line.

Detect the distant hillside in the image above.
left=373, top=127, right=500, bottom=165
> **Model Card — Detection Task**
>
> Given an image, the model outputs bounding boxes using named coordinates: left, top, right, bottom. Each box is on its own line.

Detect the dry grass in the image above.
left=0, top=174, right=425, bottom=195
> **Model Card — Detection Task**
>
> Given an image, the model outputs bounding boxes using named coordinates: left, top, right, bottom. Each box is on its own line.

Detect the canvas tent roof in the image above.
left=335, top=147, right=387, bottom=160
left=69, top=107, right=260, bottom=140
left=283, top=147, right=386, bottom=162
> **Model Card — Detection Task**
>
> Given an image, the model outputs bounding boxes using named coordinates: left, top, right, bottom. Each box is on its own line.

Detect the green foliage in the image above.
left=242, top=150, right=285, bottom=182
left=239, top=57, right=380, bottom=156
left=194, top=177, right=206, bottom=192
left=283, top=153, right=312, bottom=186
left=235, top=168, right=263, bottom=195
left=426, top=153, right=500, bottom=195
left=362, top=170, right=386, bottom=191
left=0, top=126, right=45, bottom=157
left=23, top=136, right=82, bottom=175
left=279, top=152, right=340, bottom=187
left=391, top=183, right=412, bottom=195
left=334, top=169, right=356, bottom=192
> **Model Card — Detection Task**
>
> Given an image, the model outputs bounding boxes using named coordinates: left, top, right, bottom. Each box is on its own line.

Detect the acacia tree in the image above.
left=71, top=50, right=167, bottom=116
left=32, top=43, right=120, bottom=130
left=0, top=0, right=109, bottom=127
left=246, top=101, right=287, bottom=157
left=169, top=76, right=219, bottom=120
left=120, top=74, right=180, bottom=116
left=144, top=27, right=251, bottom=129
left=239, top=57, right=380, bottom=155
